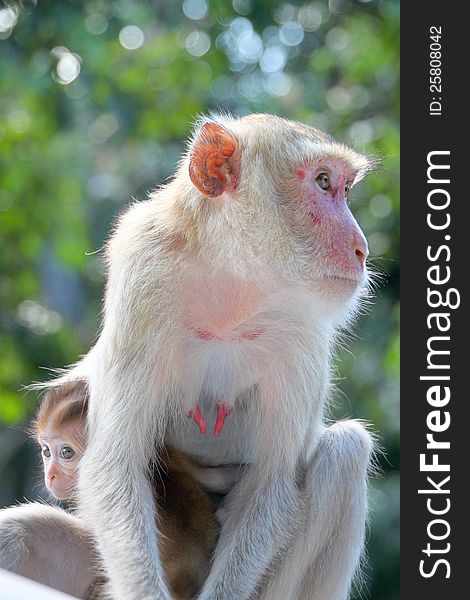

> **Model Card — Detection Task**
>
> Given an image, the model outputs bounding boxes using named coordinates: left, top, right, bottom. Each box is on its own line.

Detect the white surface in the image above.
left=0, top=569, right=77, bottom=600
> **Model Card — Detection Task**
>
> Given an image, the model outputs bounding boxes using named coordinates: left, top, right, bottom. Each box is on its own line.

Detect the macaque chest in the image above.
left=182, top=273, right=265, bottom=336
left=179, top=274, right=269, bottom=437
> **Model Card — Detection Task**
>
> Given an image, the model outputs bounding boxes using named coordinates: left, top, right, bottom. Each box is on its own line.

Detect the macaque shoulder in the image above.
left=104, top=196, right=191, bottom=296
left=107, top=200, right=170, bottom=263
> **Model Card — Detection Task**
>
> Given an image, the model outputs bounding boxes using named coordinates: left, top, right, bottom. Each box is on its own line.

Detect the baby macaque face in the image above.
left=38, top=421, right=85, bottom=500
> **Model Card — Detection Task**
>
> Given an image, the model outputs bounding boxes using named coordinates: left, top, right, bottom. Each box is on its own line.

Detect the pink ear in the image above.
left=189, top=122, right=239, bottom=198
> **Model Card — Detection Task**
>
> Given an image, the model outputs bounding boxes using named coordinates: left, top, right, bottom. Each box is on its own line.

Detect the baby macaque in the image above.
left=33, top=380, right=219, bottom=600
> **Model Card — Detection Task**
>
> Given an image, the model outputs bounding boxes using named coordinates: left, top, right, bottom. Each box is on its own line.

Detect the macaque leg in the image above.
left=0, top=503, right=99, bottom=599
left=198, top=363, right=322, bottom=600
left=258, top=420, right=373, bottom=600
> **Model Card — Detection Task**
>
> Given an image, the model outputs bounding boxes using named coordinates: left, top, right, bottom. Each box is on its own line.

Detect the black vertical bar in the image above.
left=401, top=3, right=467, bottom=598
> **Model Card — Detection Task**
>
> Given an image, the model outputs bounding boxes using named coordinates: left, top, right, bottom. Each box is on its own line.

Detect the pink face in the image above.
left=297, top=158, right=368, bottom=293
left=38, top=422, right=85, bottom=500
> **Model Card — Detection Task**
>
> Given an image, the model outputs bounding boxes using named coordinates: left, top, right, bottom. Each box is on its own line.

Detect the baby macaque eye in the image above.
left=60, top=446, right=75, bottom=460
left=41, top=444, right=51, bottom=458
left=344, top=182, right=350, bottom=196
left=316, top=172, right=330, bottom=191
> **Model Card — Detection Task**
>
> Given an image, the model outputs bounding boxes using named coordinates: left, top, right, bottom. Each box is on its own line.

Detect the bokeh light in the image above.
left=51, top=47, right=81, bottom=85
left=0, top=3, right=19, bottom=39
left=185, top=30, right=211, bottom=57
left=119, top=25, right=145, bottom=50
left=183, top=0, right=208, bottom=21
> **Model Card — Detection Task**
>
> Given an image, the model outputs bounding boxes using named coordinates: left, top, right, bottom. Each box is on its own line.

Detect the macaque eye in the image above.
left=41, top=444, right=51, bottom=458
left=60, top=446, right=75, bottom=460
left=344, top=182, right=350, bottom=197
left=316, top=173, right=330, bottom=191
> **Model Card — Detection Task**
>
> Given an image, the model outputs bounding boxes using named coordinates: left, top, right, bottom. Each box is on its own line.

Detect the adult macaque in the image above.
left=33, top=114, right=374, bottom=599
left=0, top=381, right=219, bottom=600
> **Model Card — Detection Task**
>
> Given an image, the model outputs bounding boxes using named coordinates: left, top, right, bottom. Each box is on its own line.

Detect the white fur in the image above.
left=27, top=114, right=375, bottom=600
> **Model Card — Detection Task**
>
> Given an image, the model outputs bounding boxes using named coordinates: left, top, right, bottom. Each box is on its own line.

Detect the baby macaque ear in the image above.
left=189, top=122, right=239, bottom=198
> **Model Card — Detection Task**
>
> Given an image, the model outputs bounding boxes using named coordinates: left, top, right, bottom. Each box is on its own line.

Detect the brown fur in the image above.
left=33, top=380, right=89, bottom=434
left=35, top=382, right=219, bottom=599
left=154, top=448, right=219, bottom=599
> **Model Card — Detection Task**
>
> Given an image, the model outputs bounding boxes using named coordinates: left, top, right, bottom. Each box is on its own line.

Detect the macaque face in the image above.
left=295, top=157, right=368, bottom=295
left=38, top=422, right=85, bottom=500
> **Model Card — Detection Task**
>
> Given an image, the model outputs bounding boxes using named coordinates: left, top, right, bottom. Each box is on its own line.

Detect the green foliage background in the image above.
left=0, top=0, right=399, bottom=598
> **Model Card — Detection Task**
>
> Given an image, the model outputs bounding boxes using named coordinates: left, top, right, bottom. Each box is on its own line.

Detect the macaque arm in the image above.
left=80, top=354, right=172, bottom=600
left=78, top=226, right=176, bottom=600
left=258, top=420, right=373, bottom=600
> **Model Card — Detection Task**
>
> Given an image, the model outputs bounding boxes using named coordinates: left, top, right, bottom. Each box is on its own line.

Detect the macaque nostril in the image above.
left=352, top=230, right=368, bottom=266
left=355, top=245, right=367, bottom=264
